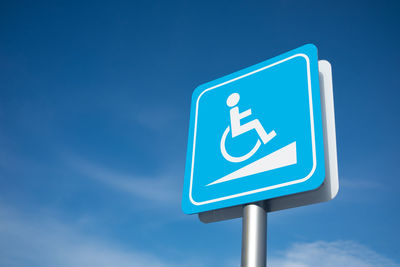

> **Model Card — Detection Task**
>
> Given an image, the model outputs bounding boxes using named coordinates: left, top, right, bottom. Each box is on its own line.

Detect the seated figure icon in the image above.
left=221, top=93, right=276, bottom=163
left=213, top=92, right=297, bottom=186
left=228, top=93, right=276, bottom=145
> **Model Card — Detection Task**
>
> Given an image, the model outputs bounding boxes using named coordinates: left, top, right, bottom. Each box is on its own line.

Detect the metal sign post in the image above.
left=241, top=202, right=267, bottom=267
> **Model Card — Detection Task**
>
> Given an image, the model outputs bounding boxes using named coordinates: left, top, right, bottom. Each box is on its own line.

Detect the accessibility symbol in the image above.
left=211, top=92, right=297, bottom=186
left=182, top=44, right=326, bottom=214
left=220, top=92, right=277, bottom=163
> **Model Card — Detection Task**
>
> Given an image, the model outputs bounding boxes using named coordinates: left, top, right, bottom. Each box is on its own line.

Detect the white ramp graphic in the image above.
left=207, top=142, right=297, bottom=186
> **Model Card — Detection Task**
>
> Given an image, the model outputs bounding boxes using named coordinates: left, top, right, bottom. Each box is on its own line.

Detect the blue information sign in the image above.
left=182, top=44, right=326, bottom=214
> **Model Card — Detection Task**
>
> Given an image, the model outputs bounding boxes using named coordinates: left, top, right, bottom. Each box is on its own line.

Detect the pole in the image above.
left=241, top=202, right=267, bottom=267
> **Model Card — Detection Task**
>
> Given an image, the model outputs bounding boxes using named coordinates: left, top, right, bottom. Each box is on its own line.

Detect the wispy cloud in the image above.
left=270, top=240, right=399, bottom=267
left=0, top=205, right=202, bottom=267
left=72, top=159, right=182, bottom=206
left=1, top=204, right=398, bottom=267
left=335, top=176, right=392, bottom=204
left=130, top=105, right=182, bottom=133
left=340, top=178, right=384, bottom=190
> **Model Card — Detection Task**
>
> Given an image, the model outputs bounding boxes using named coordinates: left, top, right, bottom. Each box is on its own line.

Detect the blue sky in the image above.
left=0, top=1, right=399, bottom=266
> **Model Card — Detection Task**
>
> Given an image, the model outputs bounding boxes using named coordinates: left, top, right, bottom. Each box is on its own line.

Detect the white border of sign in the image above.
left=190, top=53, right=317, bottom=206
left=199, top=60, right=339, bottom=223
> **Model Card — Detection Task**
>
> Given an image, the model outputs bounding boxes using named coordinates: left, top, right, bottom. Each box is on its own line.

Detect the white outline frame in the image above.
left=189, top=53, right=319, bottom=206
left=198, top=60, right=339, bottom=223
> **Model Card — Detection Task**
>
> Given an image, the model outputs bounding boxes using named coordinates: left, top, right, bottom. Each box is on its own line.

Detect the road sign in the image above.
left=199, top=59, right=338, bottom=223
left=182, top=44, right=337, bottom=215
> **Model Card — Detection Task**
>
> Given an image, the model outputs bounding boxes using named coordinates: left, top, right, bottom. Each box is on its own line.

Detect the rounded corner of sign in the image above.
left=192, top=85, right=208, bottom=102
left=329, top=171, right=340, bottom=200
left=331, top=182, right=339, bottom=200
left=316, top=171, right=327, bottom=189
left=306, top=43, right=318, bottom=51
left=318, top=60, right=332, bottom=71
left=182, top=208, right=194, bottom=215
left=198, top=212, right=215, bottom=224
left=192, top=84, right=202, bottom=92
left=306, top=174, right=326, bottom=194
left=302, top=160, right=325, bottom=190
left=293, top=53, right=310, bottom=63
left=182, top=201, right=196, bottom=215
left=188, top=190, right=202, bottom=207
left=304, top=156, right=318, bottom=181
left=298, top=43, right=318, bottom=56
left=317, top=160, right=328, bottom=185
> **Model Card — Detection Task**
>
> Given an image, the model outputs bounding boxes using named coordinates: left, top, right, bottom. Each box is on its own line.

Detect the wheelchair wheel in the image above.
left=220, top=126, right=261, bottom=163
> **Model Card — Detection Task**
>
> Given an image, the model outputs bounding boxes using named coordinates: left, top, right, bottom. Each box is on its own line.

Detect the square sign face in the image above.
left=182, top=44, right=325, bottom=214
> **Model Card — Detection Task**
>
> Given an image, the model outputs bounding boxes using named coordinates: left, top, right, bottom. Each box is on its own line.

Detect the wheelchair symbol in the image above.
left=220, top=93, right=276, bottom=163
